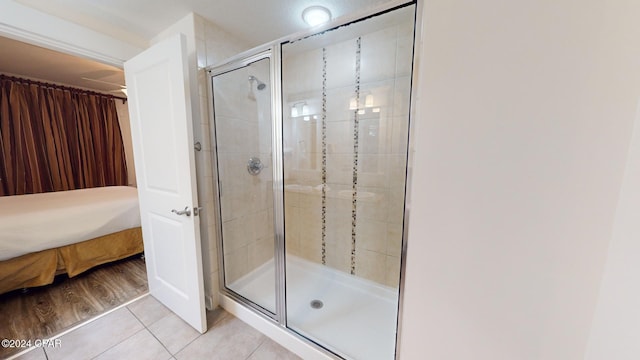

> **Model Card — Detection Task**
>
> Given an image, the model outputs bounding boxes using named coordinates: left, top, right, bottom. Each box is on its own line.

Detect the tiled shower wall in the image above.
left=211, top=61, right=275, bottom=285
left=179, top=14, right=251, bottom=307
left=283, top=20, right=414, bottom=287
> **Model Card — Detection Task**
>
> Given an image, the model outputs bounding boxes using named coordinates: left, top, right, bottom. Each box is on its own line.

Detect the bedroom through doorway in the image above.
left=0, top=37, right=148, bottom=359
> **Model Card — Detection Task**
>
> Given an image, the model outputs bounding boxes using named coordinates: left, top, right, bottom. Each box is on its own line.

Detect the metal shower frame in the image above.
left=206, top=0, right=422, bottom=358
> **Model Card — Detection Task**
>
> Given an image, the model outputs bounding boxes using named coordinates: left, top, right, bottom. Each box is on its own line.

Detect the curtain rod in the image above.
left=0, top=74, right=127, bottom=103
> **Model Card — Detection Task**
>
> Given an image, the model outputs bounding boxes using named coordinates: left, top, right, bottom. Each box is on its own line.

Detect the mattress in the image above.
left=0, top=186, right=141, bottom=261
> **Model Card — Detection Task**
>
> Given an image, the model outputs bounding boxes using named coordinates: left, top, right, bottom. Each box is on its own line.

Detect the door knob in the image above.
left=171, top=206, right=191, bottom=217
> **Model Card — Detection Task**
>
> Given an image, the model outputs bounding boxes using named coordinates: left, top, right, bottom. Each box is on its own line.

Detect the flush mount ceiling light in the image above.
left=302, top=6, right=332, bottom=27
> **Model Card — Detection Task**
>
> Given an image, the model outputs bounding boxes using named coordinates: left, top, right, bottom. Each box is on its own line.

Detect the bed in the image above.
left=0, top=186, right=143, bottom=294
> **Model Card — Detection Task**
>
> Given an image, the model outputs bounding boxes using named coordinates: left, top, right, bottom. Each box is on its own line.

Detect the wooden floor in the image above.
left=0, top=256, right=147, bottom=359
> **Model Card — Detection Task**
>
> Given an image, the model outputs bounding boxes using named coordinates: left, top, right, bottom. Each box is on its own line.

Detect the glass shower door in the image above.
left=281, top=4, right=416, bottom=359
left=211, top=56, right=276, bottom=314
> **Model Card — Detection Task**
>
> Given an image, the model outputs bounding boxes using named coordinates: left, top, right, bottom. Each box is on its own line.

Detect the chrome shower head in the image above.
left=248, top=75, right=266, bottom=90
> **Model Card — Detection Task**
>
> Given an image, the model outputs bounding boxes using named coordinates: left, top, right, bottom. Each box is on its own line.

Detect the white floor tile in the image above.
left=174, top=316, right=264, bottom=360
left=148, top=312, right=200, bottom=354
left=93, top=329, right=171, bottom=360
left=247, top=339, right=302, bottom=360
left=14, top=347, right=46, bottom=360
left=44, top=307, right=144, bottom=360
left=126, top=294, right=171, bottom=327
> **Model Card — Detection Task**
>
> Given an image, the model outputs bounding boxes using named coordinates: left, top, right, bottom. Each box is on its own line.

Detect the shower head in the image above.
left=248, top=75, right=266, bottom=90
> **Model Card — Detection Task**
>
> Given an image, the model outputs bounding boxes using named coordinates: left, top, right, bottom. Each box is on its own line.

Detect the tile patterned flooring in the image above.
left=13, top=294, right=300, bottom=360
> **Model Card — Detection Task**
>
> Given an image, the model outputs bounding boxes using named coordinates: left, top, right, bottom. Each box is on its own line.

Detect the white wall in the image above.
left=399, top=0, right=640, bottom=359
left=114, top=101, right=136, bottom=186
left=0, top=1, right=142, bottom=67
left=585, top=104, right=640, bottom=358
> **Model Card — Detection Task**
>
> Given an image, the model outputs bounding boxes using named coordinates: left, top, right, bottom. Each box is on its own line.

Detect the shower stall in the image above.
left=208, top=2, right=416, bottom=359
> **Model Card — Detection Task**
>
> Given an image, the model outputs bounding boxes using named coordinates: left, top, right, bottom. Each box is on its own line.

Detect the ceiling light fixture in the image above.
left=302, top=6, right=332, bottom=27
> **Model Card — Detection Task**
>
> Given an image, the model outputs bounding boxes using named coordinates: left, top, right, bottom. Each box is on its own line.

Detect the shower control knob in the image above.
left=247, top=157, right=263, bottom=176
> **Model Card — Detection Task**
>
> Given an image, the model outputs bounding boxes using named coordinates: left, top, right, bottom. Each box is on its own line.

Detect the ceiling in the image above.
left=1, top=0, right=393, bottom=93
left=0, top=36, right=126, bottom=94
left=15, top=0, right=393, bottom=48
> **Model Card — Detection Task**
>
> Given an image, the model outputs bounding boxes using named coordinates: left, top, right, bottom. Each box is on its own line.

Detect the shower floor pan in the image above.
left=229, top=255, right=398, bottom=360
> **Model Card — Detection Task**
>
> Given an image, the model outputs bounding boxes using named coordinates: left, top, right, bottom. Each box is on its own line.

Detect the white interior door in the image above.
left=124, top=33, right=206, bottom=333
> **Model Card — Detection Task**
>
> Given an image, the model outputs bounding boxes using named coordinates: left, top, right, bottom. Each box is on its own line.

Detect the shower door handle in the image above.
left=247, top=157, right=263, bottom=175
left=171, top=206, right=191, bottom=217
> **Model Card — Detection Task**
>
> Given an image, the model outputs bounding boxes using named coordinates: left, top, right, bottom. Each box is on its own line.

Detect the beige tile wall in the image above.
left=191, top=14, right=251, bottom=306
left=208, top=59, right=275, bottom=285
left=191, top=13, right=413, bottom=292
left=283, top=22, right=414, bottom=288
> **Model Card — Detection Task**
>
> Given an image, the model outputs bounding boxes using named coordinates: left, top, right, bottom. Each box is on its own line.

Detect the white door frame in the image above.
left=0, top=2, right=140, bottom=68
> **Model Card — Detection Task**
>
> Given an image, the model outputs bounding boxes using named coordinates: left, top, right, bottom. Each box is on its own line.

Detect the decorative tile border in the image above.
left=321, top=47, right=328, bottom=266
left=351, top=37, right=362, bottom=275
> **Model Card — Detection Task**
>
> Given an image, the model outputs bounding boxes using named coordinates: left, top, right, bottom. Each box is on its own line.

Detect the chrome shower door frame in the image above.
left=208, top=48, right=285, bottom=322
left=207, top=0, right=421, bottom=358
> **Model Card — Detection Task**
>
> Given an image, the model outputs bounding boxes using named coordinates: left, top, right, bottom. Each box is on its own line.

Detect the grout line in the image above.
left=170, top=332, right=202, bottom=357
left=6, top=292, right=150, bottom=360
left=125, top=300, right=158, bottom=330
left=125, top=305, right=173, bottom=357
left=244, top=337, right=267, bottom=360
left=89, top=327, right=148, bottom=359
left=161, top=309, right=224, bottom=357
left=133, top=303, right=229, bottom=358
left=142, top=324, right=173, bottom=358
left=123, top=298, right=229, bottom=359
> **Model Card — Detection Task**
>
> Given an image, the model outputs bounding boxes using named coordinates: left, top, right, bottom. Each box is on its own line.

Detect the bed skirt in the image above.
left=0, top=227, right=143, bottom=294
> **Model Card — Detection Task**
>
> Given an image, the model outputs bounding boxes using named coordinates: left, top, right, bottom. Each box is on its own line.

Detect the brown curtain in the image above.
left=0, top=76, right=128, bottom=196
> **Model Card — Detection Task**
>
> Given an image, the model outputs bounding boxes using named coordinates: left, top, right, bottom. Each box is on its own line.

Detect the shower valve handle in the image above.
left=247, top=157, right=263, bottom=175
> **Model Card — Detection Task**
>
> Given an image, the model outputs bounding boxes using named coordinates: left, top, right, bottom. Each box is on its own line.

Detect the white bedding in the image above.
left=0, top=186, right=141, bottom=261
